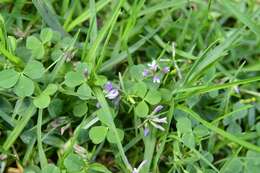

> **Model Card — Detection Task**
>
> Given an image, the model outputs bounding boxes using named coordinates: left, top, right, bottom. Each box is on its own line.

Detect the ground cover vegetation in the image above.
left=0, top=0, right=260, bottom=173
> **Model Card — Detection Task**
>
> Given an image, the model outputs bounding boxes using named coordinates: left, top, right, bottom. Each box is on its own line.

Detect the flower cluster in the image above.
left=141, top=105, right=168, bottom=136
left=104, top=81, right=119, bottom=100
left=143, top=60, right=170, bottom=83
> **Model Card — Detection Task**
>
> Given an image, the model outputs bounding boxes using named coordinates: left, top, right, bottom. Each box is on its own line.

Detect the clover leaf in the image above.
left=135, top=101, right=149, bottom=117
left=33, top=94, right=50, bottom=109
left=89, top=126, right=108, bottom=144
left=13, top=75, right=34, bottom=97
left=64, top=71, right=85, bottom=88
left=26, top=36, right=44, bottom=59
left=0, top=69, right=20, bottom=89
left=23, top=60, right=45, bottom=79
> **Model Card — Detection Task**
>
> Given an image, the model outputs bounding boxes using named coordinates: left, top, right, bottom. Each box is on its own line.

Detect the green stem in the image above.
left=23, top=138, right=36, bottom=165
left=49, top=55, right=66, bottom=83
left=152, top=99, right=175, bottom=172
left=93, top=87, right=132, bottom=171
left=141, top=128, right=156, bottom=173
left=37, top=109, right=48, bottom=168
left=60, top=114, right=97, bottom=166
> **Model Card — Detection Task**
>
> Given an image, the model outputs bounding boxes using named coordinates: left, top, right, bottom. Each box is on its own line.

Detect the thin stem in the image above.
left=0, top=44, right=24, bottom=67
left=37, top=109, right=48, bottom=168
left=93, top=87, right=132, bottom=171
left=141, top=128, right=156, bottom=173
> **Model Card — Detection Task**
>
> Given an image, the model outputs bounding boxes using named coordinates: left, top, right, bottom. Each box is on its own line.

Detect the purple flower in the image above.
left=149, top=115, right=167, bottom=131
left=150, top=121, right=166, bottom=131
left=144, top=127, right=149, bottom=136
left=162, top=66, right=170, bottom=73
left=104, top=82, right=113, bottom=92
left=104, top=82, right=119, bottom=100
left=153, top=75, right=160, bottom=83
left=153, top=105, right=163, bottom=113
left=148, top=60, right=158, bottom=71
left=153, top=117, right=167, bottom=124
left=142, top=69, right=149, bottom=77
left=147, top=105, right=167, bottom=131
left=106, top=88, right=119, bottom=99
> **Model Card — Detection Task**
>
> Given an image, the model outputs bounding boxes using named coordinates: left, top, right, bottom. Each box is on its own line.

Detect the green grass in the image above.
left=0, top=0, right=260, bottom=173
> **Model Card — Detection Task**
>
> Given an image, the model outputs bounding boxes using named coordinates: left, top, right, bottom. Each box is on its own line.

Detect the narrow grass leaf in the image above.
left=32, top=0, right=67, bottom=36
left=3, top=103, right=35, bottom=150
left=100, top=27, right=160, bottom=72
left=93, top=87, right=132, bottom=171
left=219, top=0, right=260, bottom=37
left=175, top=76, right=260, bottom=101
left=185, top=29, right=241, bottom=84
left=139, top=0, right=187, bottom=16
left=176, top=105, right=260, bottom=152
left=66, top=0, right=111, bottom=32
left=84, top=0, right=125, bottom=69
left=37, top=109, right=48, bottom=168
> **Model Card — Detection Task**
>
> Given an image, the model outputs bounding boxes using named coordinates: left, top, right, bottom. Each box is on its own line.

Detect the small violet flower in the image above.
left=104, top=82, right=113, bottom=92
left=152, top=117, right=167, bottom=124
left=143, top=127, right=150, bottom=137
left=142, top=69, right=149, bottom=77
left=162, top=66, right=170, bottom=74
left=153, top=75, right=160, bottom=83
left=150, top=121, right=166, bottom=131
left=150, top=116, right=168, bottom=131
left=140, top=105, right=168, bottom=133
left=148, top=60, right=158, bottom=71
left=106, top=89, right=119, bottom=99
left=104, top=82, right=119, bottom=100
left=132, top=160, right=147, bottom=173
left=149, top=105, right=167, bottom=131
left=143, top=59, right=171, bottom=84
left=153, top=105, right=163, bottom=114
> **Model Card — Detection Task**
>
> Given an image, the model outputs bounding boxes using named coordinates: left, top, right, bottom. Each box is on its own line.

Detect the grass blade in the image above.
left=99, top=27, right=160, bottom=72
left=152, top=99, right=175, bottom=172
left=66, top=0, right=111, bottom=32
left=32, top=0, right=67, bottom=36
left=176, top=105, right=260, bottom=152
left=184, top=29, right=242, bottom=85
left=37, top=109, right=48, bottom=168
left=139, top=0, right=187, bottom=16
left=3, top=103, right=35, bottom=151
left=0, top=44, right=24, bottom=67
left=93, top=87, right=132, bottom=171
left=83, top=0, right=125, bottom=69
left=0, top=110, right=15, bottom=127
left=219, top=0, right=260, bottom=37
left=175, top=76, right=260, bottom=101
